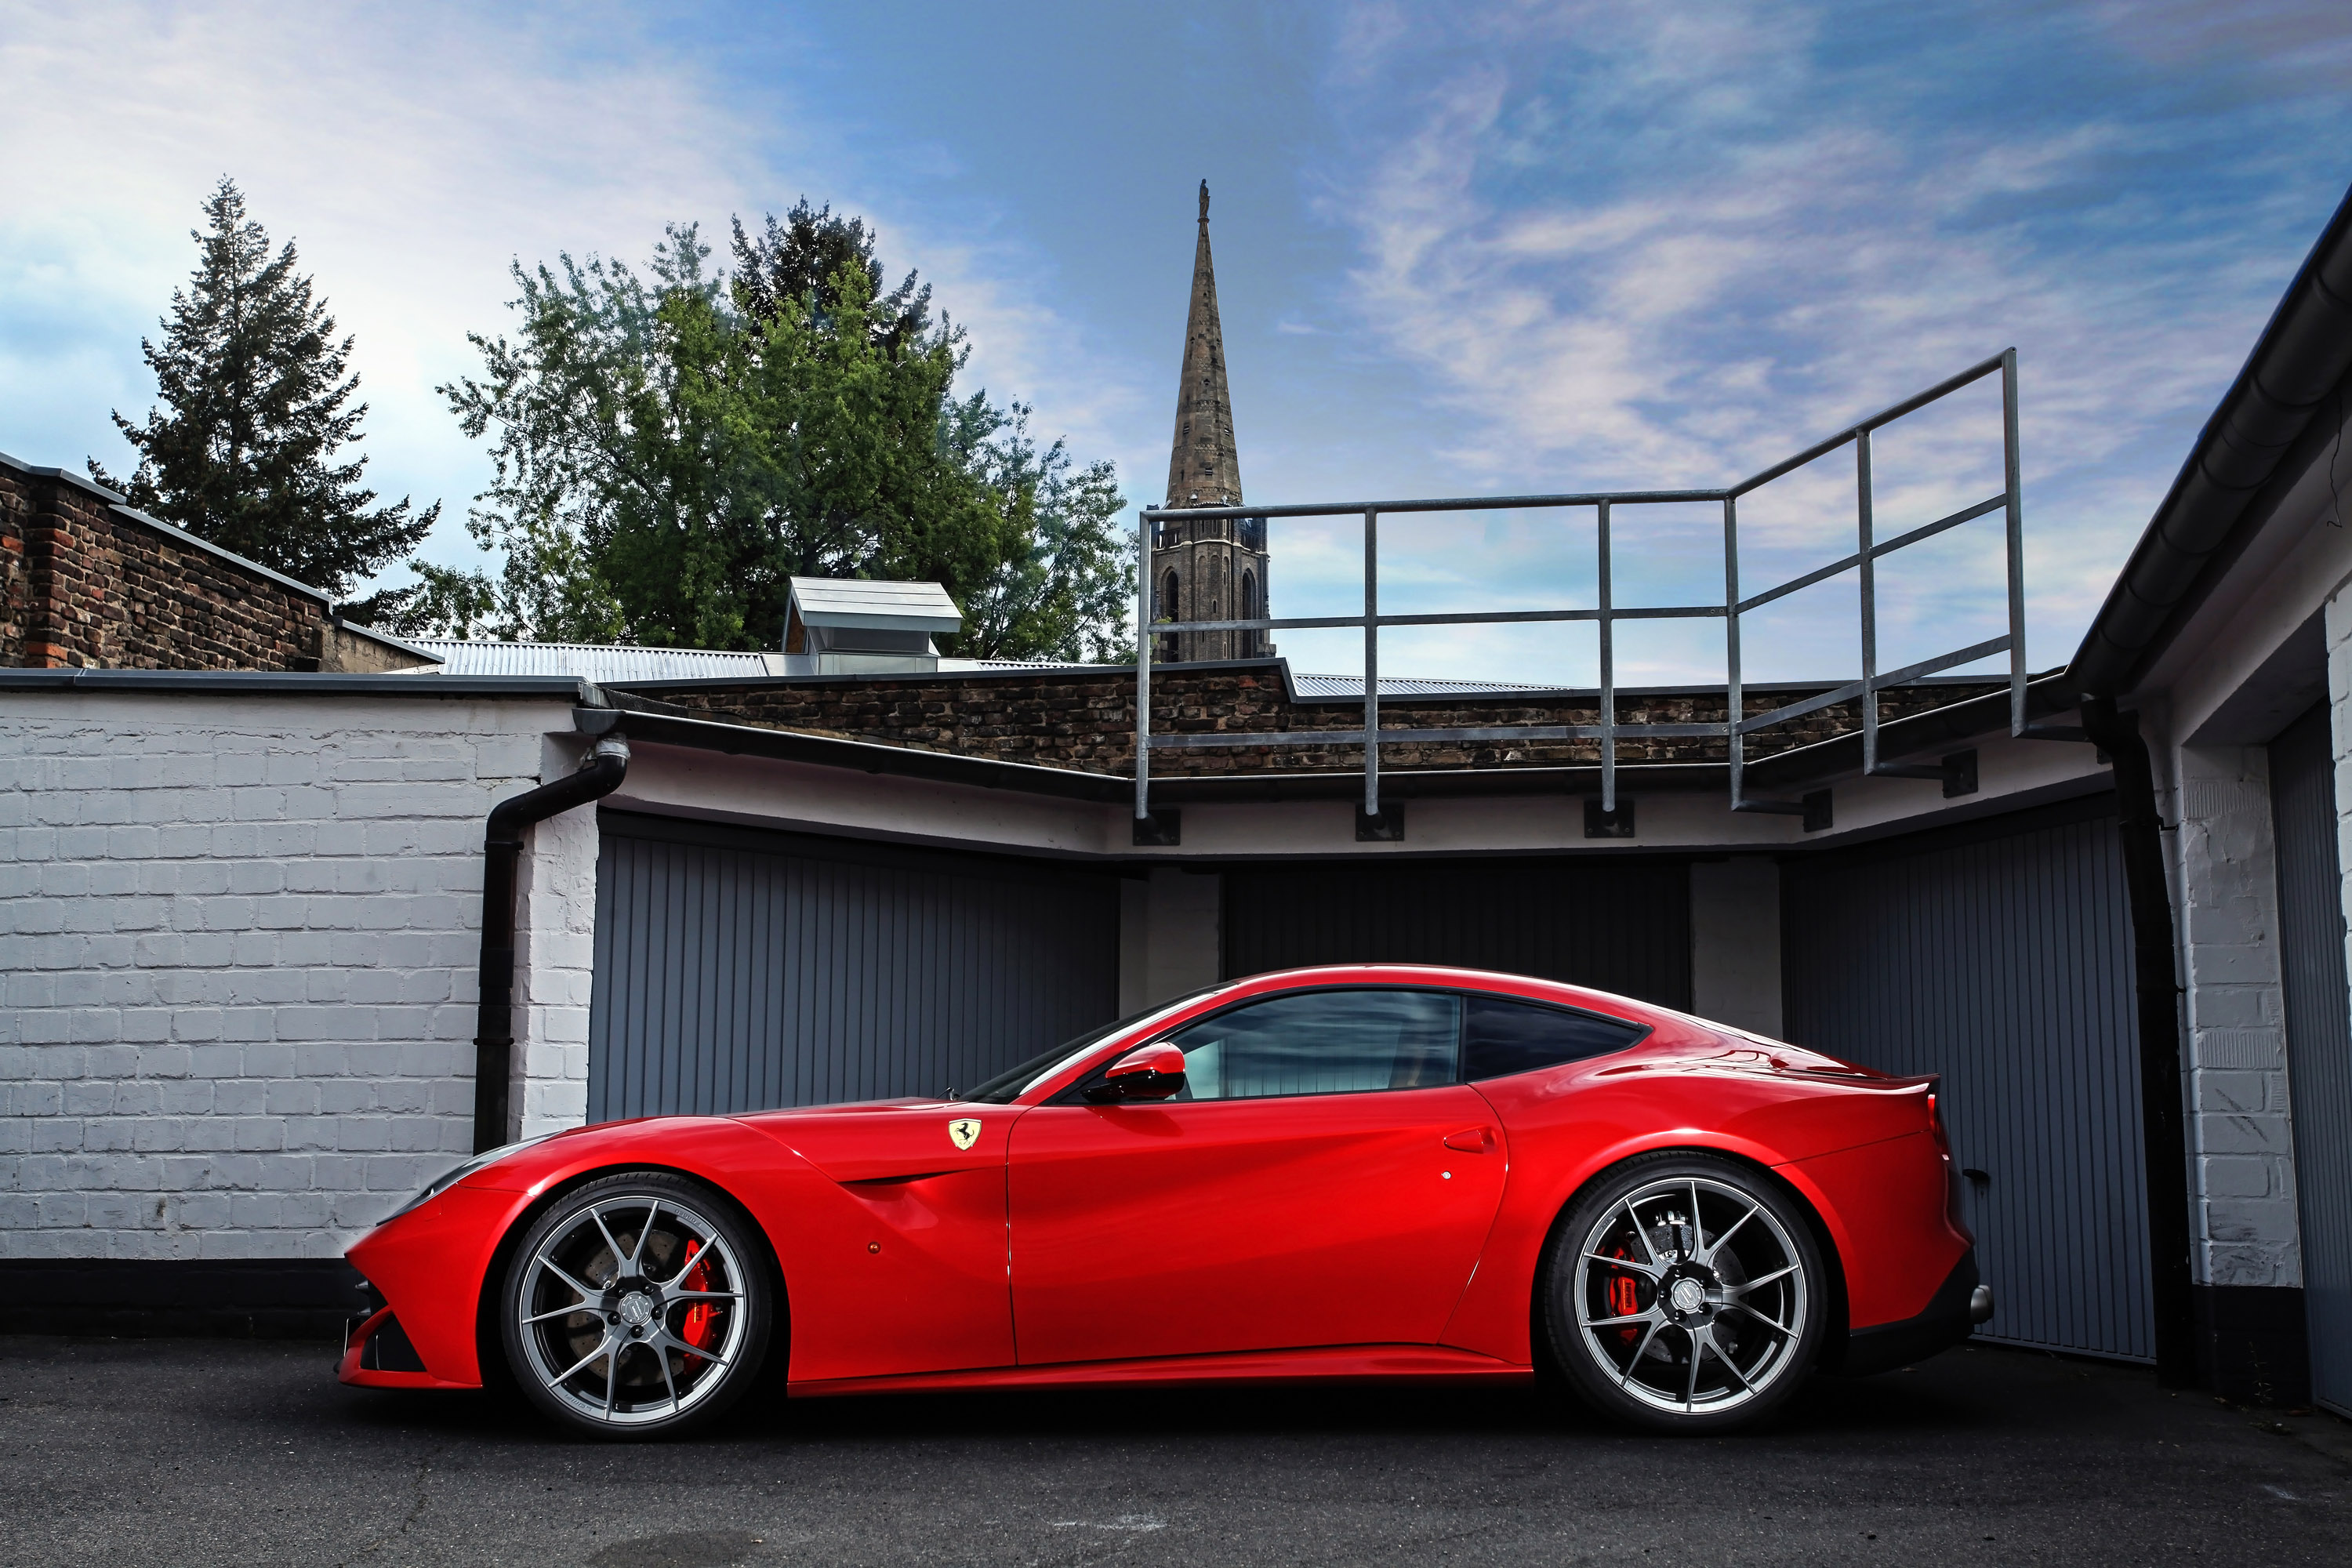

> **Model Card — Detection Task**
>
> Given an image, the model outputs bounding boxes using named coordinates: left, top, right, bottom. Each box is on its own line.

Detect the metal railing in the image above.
left=1133, top=350, right=2026, bottom=825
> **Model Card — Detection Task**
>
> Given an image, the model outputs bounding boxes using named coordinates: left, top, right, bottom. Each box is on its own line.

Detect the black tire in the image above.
left=499, top=1171, right=774, bottom=1439
left=1539, top=1152, right=1826, bottom=1435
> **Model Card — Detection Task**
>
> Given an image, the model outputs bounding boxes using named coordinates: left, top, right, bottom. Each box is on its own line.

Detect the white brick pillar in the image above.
left=2172, top=743, right=2302, bottom=1288
left=509, top=738, right=605, bottom=1142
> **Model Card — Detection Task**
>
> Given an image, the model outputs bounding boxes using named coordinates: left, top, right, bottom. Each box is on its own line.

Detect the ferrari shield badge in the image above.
left=947, top=1117, right=982, bottom=1151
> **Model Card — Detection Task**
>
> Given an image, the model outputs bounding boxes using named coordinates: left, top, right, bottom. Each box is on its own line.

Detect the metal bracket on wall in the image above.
left=1802, top=790, right=1834, bottom=833
left=1133, top=809, right=1181, bottom=847
left=1942, top=750, right=1980, bottom=798
left=1867, top=747, right=1979, bottom=797
left=1584, top=798, right=1635, bottom=838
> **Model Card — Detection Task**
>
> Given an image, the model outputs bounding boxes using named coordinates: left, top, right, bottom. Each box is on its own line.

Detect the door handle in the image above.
left=1443, top=1126, right=1497, bottom=1154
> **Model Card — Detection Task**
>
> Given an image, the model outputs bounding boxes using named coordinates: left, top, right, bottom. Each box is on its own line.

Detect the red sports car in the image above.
left=340, top=964, right=1989, bottom=1437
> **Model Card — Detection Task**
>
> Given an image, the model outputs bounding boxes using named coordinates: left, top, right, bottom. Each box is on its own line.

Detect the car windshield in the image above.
left=956, top=985, right=1227, bottom=1104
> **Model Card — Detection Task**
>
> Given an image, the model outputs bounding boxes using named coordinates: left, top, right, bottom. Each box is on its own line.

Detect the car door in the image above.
left=1007, top=987, right=1508, bottom=1366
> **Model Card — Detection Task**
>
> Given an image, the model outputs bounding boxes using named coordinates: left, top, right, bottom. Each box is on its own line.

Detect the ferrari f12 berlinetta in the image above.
left=340, top=964, right=1990, bottom=1436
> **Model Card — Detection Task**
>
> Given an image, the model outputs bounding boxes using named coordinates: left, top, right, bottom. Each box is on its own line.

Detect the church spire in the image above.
left=1152, top=182, right=1270, bottom=663
left=1165, top=179, right=1243, bottom=508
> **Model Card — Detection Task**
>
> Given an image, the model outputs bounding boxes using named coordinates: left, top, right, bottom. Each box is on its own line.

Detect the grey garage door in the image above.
left=2270, top=699, right=2352, bottom=1417
left=588, top=812, right=1121, bottom=1120
left=1781, top=794, right=2151, bottom=1361
left=1221, top=856, right=1693, bottom=1011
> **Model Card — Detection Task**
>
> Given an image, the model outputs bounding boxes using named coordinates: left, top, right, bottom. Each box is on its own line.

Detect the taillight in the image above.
left=1927, top=1091, right=1951, bottom=1157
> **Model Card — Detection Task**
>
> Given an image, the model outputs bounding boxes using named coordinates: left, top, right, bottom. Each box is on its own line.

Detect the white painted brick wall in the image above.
left=0, top=692, right=599, bottom=1261
left=513, top=734, right=601, bottom=1140
left=2172, top=745, right=2302, bottom=1287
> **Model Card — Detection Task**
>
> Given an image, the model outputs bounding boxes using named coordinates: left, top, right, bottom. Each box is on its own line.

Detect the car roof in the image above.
left=1210, top=963, right=1663, bottom=1018
left=1002, top=964, right=1687, bottom=1107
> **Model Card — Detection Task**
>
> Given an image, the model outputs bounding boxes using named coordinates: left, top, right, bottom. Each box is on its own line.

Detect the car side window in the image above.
left=1167, top=989, right=1461, bottom=1102
left=1463, top=995, right=1648, bottom=1080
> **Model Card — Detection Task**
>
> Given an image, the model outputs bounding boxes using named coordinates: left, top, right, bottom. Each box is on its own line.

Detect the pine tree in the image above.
left=730, top=199, right=933, bottom=358
left=89, top=178, right=437, bottom=602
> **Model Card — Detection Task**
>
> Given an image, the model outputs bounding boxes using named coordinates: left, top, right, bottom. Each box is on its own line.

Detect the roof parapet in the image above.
left=0, top=448, right=337, bottom=608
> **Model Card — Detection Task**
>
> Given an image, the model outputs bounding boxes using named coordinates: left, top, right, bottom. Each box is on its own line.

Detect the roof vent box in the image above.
left=779, top=577, right=962, bottom=676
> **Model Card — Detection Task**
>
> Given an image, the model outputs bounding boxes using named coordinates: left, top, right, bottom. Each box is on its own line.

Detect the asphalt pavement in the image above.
left=0, top=1334, right=2347, bottom=1566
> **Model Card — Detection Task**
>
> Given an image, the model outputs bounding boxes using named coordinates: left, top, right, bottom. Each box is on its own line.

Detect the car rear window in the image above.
left=1462, top=994, right=1649, bottom=1080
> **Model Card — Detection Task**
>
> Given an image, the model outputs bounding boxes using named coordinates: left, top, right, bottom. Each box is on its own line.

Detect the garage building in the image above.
left=7, top=190, right=2352, bottom=1418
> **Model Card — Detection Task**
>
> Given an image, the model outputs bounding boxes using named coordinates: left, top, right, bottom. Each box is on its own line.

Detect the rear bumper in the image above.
left=1834, top=1250, right=1987, bottom=1377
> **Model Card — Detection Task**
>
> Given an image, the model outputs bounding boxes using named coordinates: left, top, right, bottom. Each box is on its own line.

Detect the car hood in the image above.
left=730, top=1098, right=1010, bottom=1183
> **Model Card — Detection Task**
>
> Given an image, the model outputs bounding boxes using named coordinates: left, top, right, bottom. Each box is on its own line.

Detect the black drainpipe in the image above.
left=2078, top=698, right=2198, bottom=1385
left=473, top=734, right=630, bottom=1153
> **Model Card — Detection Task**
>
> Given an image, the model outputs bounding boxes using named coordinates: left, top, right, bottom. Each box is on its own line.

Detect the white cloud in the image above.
left=1283, top=0, right=2343, bottom=684
left=1, top=2, right=767, bottom=559
left=0, top=0, right=1146, bottom=593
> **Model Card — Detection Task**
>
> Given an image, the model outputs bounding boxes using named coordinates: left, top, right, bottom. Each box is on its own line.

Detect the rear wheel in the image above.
left=1541, top=1154, right=1825, bottom=1433
left=500, top=1172, right=772, bottom=1438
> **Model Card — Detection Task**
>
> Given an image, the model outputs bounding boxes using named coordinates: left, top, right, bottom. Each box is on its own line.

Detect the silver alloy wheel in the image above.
left=513, top=1192, right=750, bottom=1428
left=1572, top=1174, right=1808, bottom=1416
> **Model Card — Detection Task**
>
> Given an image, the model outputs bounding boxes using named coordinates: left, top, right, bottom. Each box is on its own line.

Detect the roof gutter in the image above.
left=2068, top=183, right=2352, bottom=697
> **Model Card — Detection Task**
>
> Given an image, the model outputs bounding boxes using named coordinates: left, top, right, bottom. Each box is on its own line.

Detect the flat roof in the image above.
left=0, top=669, right=600, bottom=702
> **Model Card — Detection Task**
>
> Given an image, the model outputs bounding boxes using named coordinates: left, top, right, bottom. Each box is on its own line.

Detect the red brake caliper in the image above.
left=1607, top=1246, right=1642, bottom=1342
left=677, top=1240, right=720, bottom=1370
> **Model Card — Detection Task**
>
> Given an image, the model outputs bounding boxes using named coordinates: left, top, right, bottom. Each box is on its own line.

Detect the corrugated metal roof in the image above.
left=409, top=641, right=1096, bottom=684
left=938, top=658, right=1094, bottom=673
left=412, top=644, right=1534, bottom=691
left=414, top=641, right=776, bottom=681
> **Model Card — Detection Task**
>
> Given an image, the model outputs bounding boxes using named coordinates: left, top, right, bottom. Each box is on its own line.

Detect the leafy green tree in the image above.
left=401, top=209, right=1131, bottom=658
left=89, top=178, right=436, bottom=603
left=956, top=406, right=1133, bottom=662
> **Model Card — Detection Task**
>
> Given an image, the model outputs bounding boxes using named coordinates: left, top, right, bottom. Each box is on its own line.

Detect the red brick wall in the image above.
left=0, top=467, right=25, bottom=667
left=661, top=663, right=1992, bottom=778
left=0, top=462, right=328, bottom=671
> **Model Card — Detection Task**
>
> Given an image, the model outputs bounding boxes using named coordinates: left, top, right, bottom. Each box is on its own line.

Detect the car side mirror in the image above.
left=1083, top=1044, right=1185, bottom=1104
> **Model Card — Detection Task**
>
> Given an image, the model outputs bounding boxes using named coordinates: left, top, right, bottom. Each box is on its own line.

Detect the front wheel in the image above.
left=500, top=1172, right=774, bottom=1438
left=1541, top=1154, right=1826, bottom=1434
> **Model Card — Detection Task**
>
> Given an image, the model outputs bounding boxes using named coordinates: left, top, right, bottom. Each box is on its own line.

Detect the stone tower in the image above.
left=1152, top=180, right=1270, bottom=663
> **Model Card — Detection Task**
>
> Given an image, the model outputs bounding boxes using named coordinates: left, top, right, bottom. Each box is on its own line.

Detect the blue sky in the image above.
left=3, top=1, right=2349, bottom=684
